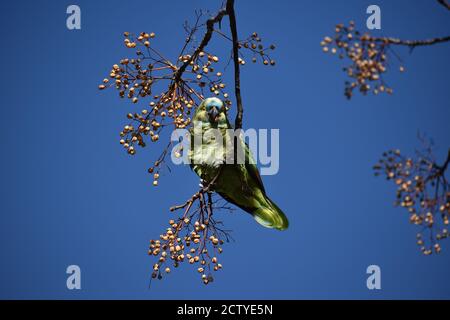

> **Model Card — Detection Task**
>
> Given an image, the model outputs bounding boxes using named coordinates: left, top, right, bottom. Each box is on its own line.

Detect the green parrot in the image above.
left=188, top=97, right=288, bottom=230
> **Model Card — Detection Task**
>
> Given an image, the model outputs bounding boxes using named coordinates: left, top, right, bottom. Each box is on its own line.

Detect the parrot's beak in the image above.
left=208, top=106, right=219, bottom=123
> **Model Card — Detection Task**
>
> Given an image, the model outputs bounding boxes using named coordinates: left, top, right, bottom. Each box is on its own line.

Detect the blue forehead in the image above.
left=205, top=98, right=222, bottom=108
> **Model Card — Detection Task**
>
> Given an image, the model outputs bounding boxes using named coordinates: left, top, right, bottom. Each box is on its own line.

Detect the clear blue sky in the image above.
left=0, top=0, right=449, bottom=299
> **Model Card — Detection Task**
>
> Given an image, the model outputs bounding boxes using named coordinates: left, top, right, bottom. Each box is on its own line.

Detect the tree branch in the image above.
left=371, top=35, right=450, bottom=47
left=172, top=8, right=228, bottom=85
left=437, top=0, right=450, bottom=10
left=226, top=0, right=244, bottom=129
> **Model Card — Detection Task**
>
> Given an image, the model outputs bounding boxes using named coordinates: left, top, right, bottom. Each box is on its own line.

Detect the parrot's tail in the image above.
left=252, top=197, right=289, bottom=231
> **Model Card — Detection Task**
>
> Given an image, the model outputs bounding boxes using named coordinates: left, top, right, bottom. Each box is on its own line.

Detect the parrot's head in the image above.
left=194, top=97, right=228, bottom=127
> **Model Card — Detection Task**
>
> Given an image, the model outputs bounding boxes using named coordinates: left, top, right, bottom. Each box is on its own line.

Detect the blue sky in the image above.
left=0, top=0, right=449, bottom=299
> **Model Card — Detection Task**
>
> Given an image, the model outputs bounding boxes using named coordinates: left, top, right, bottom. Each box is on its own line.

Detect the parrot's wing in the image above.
left=243, top=141, right=266, bottom=194
left=224, top=116, right=264, bottom=193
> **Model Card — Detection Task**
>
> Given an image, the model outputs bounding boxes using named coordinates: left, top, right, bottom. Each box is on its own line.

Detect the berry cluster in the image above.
left=99, top=31, right=231, bottom=160
left=321, top=22, right=404, bottom=99
left=238, top=32, right=276, bottom=66
left=149, top=192, right=231, bottom=285
left=374, top=147, right=450, bottom=254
